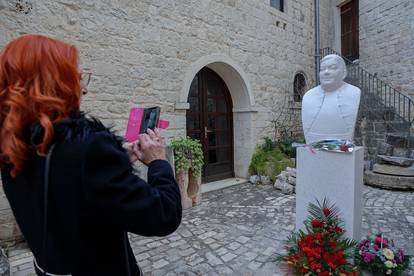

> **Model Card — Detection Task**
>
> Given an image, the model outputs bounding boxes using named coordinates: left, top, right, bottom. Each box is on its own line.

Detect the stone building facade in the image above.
left=0, top=0, right=329, bottom=245
left=1, top=0, right=412, bottom=247
left=328, top=0, right=414, bottom=98
left=359, top=0, right=414, bottom=97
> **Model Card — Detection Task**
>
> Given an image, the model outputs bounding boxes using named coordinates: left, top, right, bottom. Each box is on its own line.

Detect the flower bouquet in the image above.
left=310, top=140, right=355, bottom=153
left=279, top=199, right=358, bottom=275
left=355, top=234, right=411, bottom=275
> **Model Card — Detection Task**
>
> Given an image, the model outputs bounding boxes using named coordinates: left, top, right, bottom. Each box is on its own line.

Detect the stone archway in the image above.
left=177, top=54, right=257, bottom=179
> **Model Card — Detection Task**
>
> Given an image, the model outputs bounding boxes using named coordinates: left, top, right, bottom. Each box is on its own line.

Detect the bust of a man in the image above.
left=301, top=55, right=361, bottom=144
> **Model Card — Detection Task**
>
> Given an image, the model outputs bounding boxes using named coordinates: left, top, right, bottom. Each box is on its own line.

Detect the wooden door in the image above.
left=186, top=67, right=234, bottom=183
left=341, top=0, right=359, bottom=61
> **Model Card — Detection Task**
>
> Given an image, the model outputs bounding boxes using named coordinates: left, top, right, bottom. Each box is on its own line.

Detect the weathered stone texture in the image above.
left=359, top=0, right=414, bottom=98
left=0, top=0, right=324, bottom=244
left=0, top=0, right=319, bottom=137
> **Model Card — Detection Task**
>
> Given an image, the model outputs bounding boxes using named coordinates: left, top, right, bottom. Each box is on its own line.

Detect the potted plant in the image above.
left=171, top=137, right=204, bottom=208
left=355, top=234, right=411, bottom=275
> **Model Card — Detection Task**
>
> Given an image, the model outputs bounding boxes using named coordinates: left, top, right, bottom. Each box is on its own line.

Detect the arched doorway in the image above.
left=186, top=67, right=234, bottom=182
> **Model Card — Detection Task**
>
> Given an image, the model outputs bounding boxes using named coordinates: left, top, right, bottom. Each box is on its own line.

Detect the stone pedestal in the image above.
left=296, top=147, right=364, bottom=241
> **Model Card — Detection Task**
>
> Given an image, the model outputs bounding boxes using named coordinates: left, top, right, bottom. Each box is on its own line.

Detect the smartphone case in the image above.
left=125, top=107, right=170, bottom=142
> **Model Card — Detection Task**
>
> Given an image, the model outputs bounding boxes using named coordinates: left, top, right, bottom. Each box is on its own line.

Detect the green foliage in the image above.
left=248, top=137, right=294, bottom=180
left=171, top=137, right=204, bottom=177
left=277, top=198, right=358, bottom=276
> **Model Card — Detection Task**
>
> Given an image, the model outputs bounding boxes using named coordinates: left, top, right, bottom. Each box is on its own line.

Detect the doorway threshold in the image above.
left=201, top=178, right=248, bottom=193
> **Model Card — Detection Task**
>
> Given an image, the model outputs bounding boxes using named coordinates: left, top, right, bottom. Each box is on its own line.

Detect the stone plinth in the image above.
left=365, top=170, right=414, bottom=190
left=373, top=164, right=414, bottom=176
left=296, top=147, right=364, bottom=241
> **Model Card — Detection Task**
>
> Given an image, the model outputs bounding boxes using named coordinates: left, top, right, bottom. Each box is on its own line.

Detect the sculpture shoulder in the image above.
left=302, top=87, right=322, bottom=103
left=343, top=83, right=361, bottom=98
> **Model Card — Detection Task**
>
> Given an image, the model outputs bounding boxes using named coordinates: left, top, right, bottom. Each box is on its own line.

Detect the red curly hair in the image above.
left=0, top=34, right=81, bottom=177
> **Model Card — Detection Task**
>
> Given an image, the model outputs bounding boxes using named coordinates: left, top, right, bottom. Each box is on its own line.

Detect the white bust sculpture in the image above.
left=301, top=54, right=361, bottom=144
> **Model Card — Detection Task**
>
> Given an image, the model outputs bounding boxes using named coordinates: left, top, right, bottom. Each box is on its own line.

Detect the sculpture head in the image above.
left=319, top=54, right=347, bottom=92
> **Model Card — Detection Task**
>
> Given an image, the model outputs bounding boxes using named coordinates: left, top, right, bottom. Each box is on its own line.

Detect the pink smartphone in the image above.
left=125, top=107, right=145, bottom=142
left=126, top=107, right=168, bottom=142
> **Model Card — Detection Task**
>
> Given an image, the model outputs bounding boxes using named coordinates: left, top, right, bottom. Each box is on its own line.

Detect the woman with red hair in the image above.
left=0, top=35, right=181, bottom=275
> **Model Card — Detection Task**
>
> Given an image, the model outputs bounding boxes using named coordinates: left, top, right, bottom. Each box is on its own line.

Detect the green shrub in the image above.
left=248, top=140, right=293, bottom=181
left=171, top=137, right=204, bottom=177
left=248, top=135, right=305, bottom=180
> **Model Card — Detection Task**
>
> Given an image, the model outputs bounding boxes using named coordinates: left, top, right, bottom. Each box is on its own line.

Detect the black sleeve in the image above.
left=82, top=131, right=182, bottom=236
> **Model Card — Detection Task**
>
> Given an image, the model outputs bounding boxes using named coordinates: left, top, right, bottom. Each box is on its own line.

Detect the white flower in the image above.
left=386, top=269, right=392, bottom=275
left=383, top=248, right=395, bottom=260
left=385, top=260, right=394, bottom=268
left=359, top=250, right=362, bottom=255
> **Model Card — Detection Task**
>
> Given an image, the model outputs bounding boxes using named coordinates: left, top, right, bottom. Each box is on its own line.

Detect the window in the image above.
left=293, top=73, right=306, bottom=102
left=270, top=0, right=284, bottom=12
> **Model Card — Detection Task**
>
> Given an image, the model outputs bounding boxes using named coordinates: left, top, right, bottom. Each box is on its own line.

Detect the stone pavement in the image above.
left=8, top=183, right=414, bottom=275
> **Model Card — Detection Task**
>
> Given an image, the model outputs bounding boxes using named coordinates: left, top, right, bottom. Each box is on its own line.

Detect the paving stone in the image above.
left=136, top=252, right=150, bottom=261
left=8, top=183, right=414, bottom=275
left=203, top=253, right=222, bottom=266
left=247, top=261, right=262, bottom=270
left=221, top=252, right=237, bottom=262
left=152, top=259, right=169, bottom=269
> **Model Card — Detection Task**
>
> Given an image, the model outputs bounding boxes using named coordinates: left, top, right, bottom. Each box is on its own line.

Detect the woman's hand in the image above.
left=133, top=128, right=166, bottom=165
left=125, top=141, right=140, bottom=163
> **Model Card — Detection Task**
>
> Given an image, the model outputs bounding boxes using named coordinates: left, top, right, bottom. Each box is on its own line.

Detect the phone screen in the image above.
left=139, top=107, right=160, bottom=134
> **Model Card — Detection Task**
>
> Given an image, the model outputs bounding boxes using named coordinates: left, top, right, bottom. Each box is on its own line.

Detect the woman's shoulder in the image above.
left=30, top=112, right=124, bottom=149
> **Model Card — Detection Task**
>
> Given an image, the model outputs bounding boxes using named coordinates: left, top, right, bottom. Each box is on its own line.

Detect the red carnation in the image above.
left=318, top=272, right=330, bottom=276
left=340, top=143, right=349, bottom=152
left=323, top=208, right=331, bottom=216
left=335, top=227, right=344, bottom=234
left=311, top=219, right=323, bottom=228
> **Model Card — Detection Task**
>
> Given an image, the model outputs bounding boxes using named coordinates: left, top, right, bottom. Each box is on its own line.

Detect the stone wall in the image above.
left=0, top=0, right=324, bottom=244
left=359, top=0, right=414, bottom=98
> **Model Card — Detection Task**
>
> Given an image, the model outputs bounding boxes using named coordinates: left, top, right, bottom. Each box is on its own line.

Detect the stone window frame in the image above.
left=270, top=0, right=285, bottom=13
left=293, top=72, right=307, bottom=103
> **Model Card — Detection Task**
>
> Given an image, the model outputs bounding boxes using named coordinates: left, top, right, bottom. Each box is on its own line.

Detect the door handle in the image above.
left=204, top=126, right=212, bottom=139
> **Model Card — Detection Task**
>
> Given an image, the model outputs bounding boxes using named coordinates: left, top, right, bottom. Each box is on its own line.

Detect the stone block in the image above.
left=373, top=164, right=414, bottom=176
left=296, top=147, right=364, bottom=241
left=386, top=134, right=409, bottom=148
left=274, top=179, right=294, bottom=194
left=259, top=175, right=272, bottom=185
left=392, top=148, right=409, bottom=158
left=376, top=141, right=393, bottom=156
left=249, top=175, right=260, bottom=185
left=365, top=170, right=414, bottom=190
left=377, top=155, right=414, bottom=167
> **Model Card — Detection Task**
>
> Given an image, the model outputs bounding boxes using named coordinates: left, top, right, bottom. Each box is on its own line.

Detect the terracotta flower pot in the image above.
left=176, top=170, right=192, bottom=209
left=188, top=172, right=201, bottom=206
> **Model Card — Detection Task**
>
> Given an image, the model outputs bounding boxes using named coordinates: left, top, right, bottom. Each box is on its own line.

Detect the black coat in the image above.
left=1, top=114, right=182, bottom=275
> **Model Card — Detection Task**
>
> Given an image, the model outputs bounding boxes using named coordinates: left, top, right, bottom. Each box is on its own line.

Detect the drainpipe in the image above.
left=314, top=0, right=320, bottom=85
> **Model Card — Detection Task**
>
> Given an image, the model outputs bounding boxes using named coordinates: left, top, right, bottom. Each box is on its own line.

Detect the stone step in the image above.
left=372, top=121, right=411, bottom=132
left=365, top=170, right=414, bottom=190
left=386, top=134, right=414, bottom=148
left=377, top=155, right=414, bottom=166
left=359, top=109, right=396, bottom=121
left=373, top=164, right=414, bottom=176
